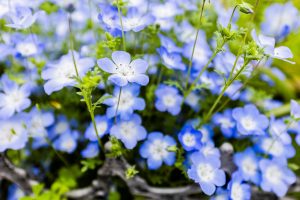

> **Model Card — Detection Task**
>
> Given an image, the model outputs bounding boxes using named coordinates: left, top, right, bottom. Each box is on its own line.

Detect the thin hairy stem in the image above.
left=185, top=0, right=206, bottom=89
left=114, top=87, right=123, bottom=124
left=45, top=137, right=69, bottom=167
left=117, top=0, right=126, bottom=51
left=68, top=15, right=79, bottom=77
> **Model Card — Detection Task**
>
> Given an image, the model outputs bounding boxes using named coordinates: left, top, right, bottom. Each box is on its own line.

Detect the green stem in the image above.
left=184, top=44, right=224, bottom=100
left=264, top=119, right=294, bottom=158
left=185, top=0, right=206, bottom=89
left=68, top=14, right=104, bottom=155
left=45, top=137, right=69, bottom=167
left=117, top=0, right=126, bottom=51
left=215, top=59, right=263, bottom=114
left=68, top=15, right=79, bottom=77
left=114, top=87, right=123, bottom=124
left=198, top=62, right=248, bottom=128
left=227, top=5, right=239, bottom=29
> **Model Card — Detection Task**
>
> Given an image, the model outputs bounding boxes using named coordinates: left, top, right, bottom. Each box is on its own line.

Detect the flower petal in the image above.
left=130, top=59, right=148, bottom=73
left=97, top=58, right=117, bottom=73
left=112, top=51, right=131, bottom=66
left=108, top=74, right=128, bottom=86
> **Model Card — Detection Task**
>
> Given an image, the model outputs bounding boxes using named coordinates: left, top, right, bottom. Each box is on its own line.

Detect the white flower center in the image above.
left=241, top=157, right=257, bottom=175
left=197, top=163, right=215, bottom=182
left=231, top=183, right=244, bottom=200
left=182, top=133, right=196, bottom=147
left=162, top=94, right=176, bottom=107
left=0, top=123, right=22, bottom=145
left=4, top=90, right=24, bottom=108
left=120, top=122, right=137, bottom=139
left=96, top=121, right=108, bottom=136
left=149, top=139, right=168, bottom=160
left=262, top=138, right=283, bottom=156
left=116, top=63, right=134, bottom=76
left=61, top=139, right=75, bottom=150
left=16, top=42, right=37, bottom=56
left=219, top=117, right=234, bottom=128
left=265, top=165, right=282, bottom=184
left=55, top=122, right=69, bottom=134
left=241, top=116, right=257, bottom=131
left=118, top=91, right=134, bottom=111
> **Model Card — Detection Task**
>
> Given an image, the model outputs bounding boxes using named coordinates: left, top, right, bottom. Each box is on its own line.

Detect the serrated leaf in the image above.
left=93, top=95, right=112, bottom=108
left=164, top=80, right=184, bottom=93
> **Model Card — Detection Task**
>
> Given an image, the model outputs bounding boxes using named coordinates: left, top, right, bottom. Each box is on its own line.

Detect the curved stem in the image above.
left=227, top=5, right=239, bottom=29
left=117, top=0, right=126, bottom=51
left=184, top=42, right=224, bottom=101
left=185, top=0, right=206, bottom=89
left=68, top=15, right=79, bottom=77
left=114, top=87, right=123, bottom=124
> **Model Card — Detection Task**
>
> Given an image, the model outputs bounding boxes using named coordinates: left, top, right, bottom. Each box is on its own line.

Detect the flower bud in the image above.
left=239, top=2, right=253, bottom=14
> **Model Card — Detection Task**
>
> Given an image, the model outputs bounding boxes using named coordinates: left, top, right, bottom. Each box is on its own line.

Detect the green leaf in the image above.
left=32, top=183, right=44, bottom=196
left=288, top=163, right=300, bottom=171
left=81, top=158, right=102, bottom=172
left=93, top=95, right=112, bottom=109
left=125, top=165, right=139, bottom=179
left=164, top=80, right=184, bottom=93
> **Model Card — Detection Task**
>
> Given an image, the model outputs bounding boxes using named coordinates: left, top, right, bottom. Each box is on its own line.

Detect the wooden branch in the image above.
left=0, top=153, right=38, bottom=195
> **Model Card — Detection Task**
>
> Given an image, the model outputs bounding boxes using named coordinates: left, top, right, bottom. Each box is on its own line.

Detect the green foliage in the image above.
left=164, top=80, right=184, bottom=93
left=39, top=1, right=59, bottom=14
left=81, top=158, right=103, bottom=172
left=125, top=165, right=139, bottom=179
left=107, top=137, right=127, bottom=157
left=20, top=166, right=81, bottom=200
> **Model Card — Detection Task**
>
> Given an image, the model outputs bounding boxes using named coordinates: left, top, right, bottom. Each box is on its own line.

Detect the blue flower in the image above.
left=259, top=158, right=296, bottom=197
left=269, top=116, right=291, bottom=144
left=97, top=51, right=149, bottom=87
left=0, top=75, right=31, bottom=119
left=110, top=114, right=147, bottom=149
left=233, top=148, right=260, bottom=184
left=0, top=114, right=28, bottom=152
left=53, top=131, right=78, bottom=153
left=213, top=109, right=236, bottom=138
left=251, top=29, right=295, bottom=64
left=227, top=172, right=251, bottom=200
left=184, top=92, right=201, bottom=111
left=210, top=188, right=229, bottom=200
left=290, top=100, right=300, bottom=119
left=155, top=84, right=183, bottom=115
left=6, top=7, right=43, bottom=30
left=198, top=142, right=221, bottom=158
left=85, top=115, right=112, bottom=141
left=27, top=107, right=54, bottom=138
left=158, top=34, right=182, bottom=53
left=81, top=142, right=99, bottom=158
left=120, top=8, right=155, bottom=32
left=183, top=30, right=212, bottom=66
left=98, top=4, right=121, bottom=37
left=139, top=132, right=176, bottom=170
left=103, top=84, right=145, bottom=120
left=157, top=47, right=186, bottom=71
left=187, top=152, right=226, bottom=195
left=178, top=125, right=202, bottom=151
left=255, top=136, right=295, bottom=159
left=42, top=51, right=94, bottom=95
left=261, top=2, right=300, bottom=40
left=8, top=184, right=25, bottom=200
left=232, top=104, right=269, bottom=135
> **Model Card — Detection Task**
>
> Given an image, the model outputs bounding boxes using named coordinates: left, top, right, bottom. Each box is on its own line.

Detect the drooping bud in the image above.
left=239, top=2, right=254, bottom=14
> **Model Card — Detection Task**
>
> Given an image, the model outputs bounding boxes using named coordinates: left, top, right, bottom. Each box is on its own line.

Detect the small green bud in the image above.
left=125, top=165, right=139, bottom=179
left=167, top=145, right=178, bottom=152
left=239, top=2, right=254, bottom=14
